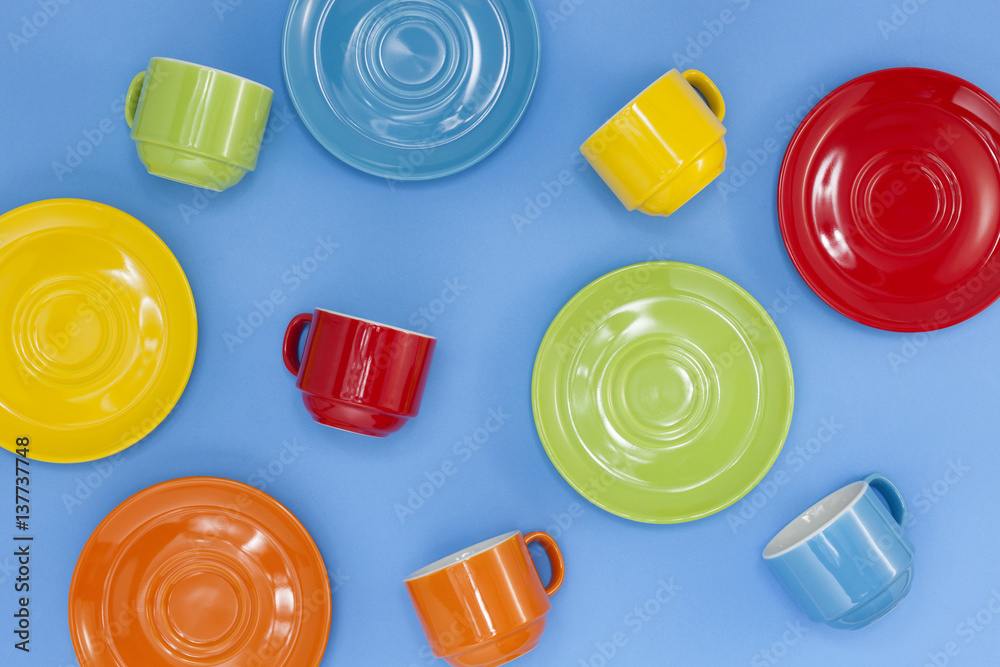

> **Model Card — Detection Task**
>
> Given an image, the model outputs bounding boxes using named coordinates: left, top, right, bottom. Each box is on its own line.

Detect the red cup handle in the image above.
left=282, top=313, right=312, bottom=376
left=524, top=531, right=565, bottom=597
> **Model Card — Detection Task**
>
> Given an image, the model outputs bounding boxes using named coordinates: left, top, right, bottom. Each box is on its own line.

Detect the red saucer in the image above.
left=778, top=68, right=1000, bottom=331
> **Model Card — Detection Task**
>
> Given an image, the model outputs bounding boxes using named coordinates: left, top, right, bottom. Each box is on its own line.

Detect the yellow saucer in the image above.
left=0, top=200, right=197, bottom=463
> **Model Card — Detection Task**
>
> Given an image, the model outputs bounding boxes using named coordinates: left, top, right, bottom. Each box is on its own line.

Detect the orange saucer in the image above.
left=69, top=478, right=332, bottom=667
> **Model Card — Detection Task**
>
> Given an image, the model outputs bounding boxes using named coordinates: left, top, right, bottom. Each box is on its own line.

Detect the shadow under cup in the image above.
left=763, top=474, right=915, bottom=629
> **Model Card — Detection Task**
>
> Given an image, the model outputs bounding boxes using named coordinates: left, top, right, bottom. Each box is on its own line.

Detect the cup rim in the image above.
left=405, top=531, right=518, bottom=581
left=149, top=57, right=274, bottom=93
left=316, top=308, right=437, bottom=341
left=762, top=480, right=868, bottom=559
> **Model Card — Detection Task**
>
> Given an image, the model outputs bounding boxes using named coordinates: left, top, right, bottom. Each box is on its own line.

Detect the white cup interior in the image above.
left=405, top=532, right=517, bottom=581
left=317, top=308, right=436, bottom=341
left=763, top=481, right=867, bottom=559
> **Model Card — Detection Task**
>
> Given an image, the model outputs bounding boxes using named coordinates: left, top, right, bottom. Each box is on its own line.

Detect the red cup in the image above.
left=282, top=309, right=436, bottom=437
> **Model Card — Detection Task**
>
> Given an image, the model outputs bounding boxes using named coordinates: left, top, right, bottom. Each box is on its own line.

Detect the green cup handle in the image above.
left=125, top=71, right=146, bottom=128
left=682, top=70, right=726, bottom=122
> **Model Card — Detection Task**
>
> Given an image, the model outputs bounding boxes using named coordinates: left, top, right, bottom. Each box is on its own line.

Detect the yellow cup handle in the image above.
left=682, top=70, right=725, bottom=122
left=125, top=71, right=146, bottom=128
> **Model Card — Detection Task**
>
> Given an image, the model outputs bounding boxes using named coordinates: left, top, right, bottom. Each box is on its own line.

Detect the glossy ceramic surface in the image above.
left=779, top=67, right=1000, bottom=331
left=405, top=531, right=563, bottom=667
left=581, top=69, right=727, bottom=216
left=282, top=0, right=540, bottom=180
left=764, top=474, right=914, bottom=629
left=126, top=57, right=273, bottom=191
left=283, top=309, right=436, bottom=436
left=69, top=477, right=332, bottom=666
left=532, top=262, right=794, bottom=524
left=0, top=200, right=197, bottom=463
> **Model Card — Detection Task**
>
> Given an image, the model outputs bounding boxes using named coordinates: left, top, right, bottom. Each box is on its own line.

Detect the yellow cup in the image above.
left=581, top=69, right=727, bottom=216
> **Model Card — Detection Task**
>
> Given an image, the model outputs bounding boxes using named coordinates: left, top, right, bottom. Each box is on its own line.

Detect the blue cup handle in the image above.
left=864, top=473, right=907, bottom=530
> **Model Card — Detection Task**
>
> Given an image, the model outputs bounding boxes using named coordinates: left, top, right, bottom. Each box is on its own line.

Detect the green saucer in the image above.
left=531, top=262, right=794, bottom=524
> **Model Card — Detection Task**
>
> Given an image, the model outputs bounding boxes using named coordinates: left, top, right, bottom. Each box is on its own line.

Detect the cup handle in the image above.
left=125, top=71, right=146, bottom=128
left=282, top=313, right=313, bottom=376
left=524, top=532, right=565, bottom=597
left=682, top=70, right=726, bottom=122
left=864, top=473, right=908, bottom=529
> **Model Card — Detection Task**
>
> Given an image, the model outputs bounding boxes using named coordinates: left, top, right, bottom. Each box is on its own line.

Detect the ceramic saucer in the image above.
left=69, top=477, right=332, bottom=667
left=779, top=68, right=1000, bottom=331
left=532, top=263, right=794, bottom=524
left=0, top=199, right=197, bottom=463
left=282, top=0, right=541, bottom=179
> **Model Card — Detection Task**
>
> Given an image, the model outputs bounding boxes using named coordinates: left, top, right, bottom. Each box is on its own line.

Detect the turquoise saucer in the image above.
left=282, top=0, right=541, bottom=180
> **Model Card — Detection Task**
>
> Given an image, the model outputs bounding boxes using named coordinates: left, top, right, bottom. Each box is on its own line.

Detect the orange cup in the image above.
left=405, top=531, right=565, bottom=667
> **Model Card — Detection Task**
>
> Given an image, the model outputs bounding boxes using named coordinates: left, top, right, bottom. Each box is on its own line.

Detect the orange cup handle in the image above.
left=682, top=70, right=726, bottom=122
left=524, top=531, right=564, bottom=597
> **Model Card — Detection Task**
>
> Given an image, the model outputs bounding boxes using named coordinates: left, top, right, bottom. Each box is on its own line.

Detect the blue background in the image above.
left=2, top=0, right=1000, bottom=665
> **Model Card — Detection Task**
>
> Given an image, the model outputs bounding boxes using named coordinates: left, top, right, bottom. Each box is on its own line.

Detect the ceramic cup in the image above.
left=125, top=57, right=273, bottom=191
left=763, top=473, right=914, bottom=629
left=581, top=69, right=727, bottom=216
left=406, top=531, right=564, bottom=667
left=282, top=309, right=436, bottom=437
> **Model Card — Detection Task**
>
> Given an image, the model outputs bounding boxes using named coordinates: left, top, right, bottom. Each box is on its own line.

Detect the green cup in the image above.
left=125, top=57, right=274, bottom=191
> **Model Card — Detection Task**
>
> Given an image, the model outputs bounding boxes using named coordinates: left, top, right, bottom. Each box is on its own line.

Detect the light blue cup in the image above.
left=763, top=474, right=914, bottom=630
